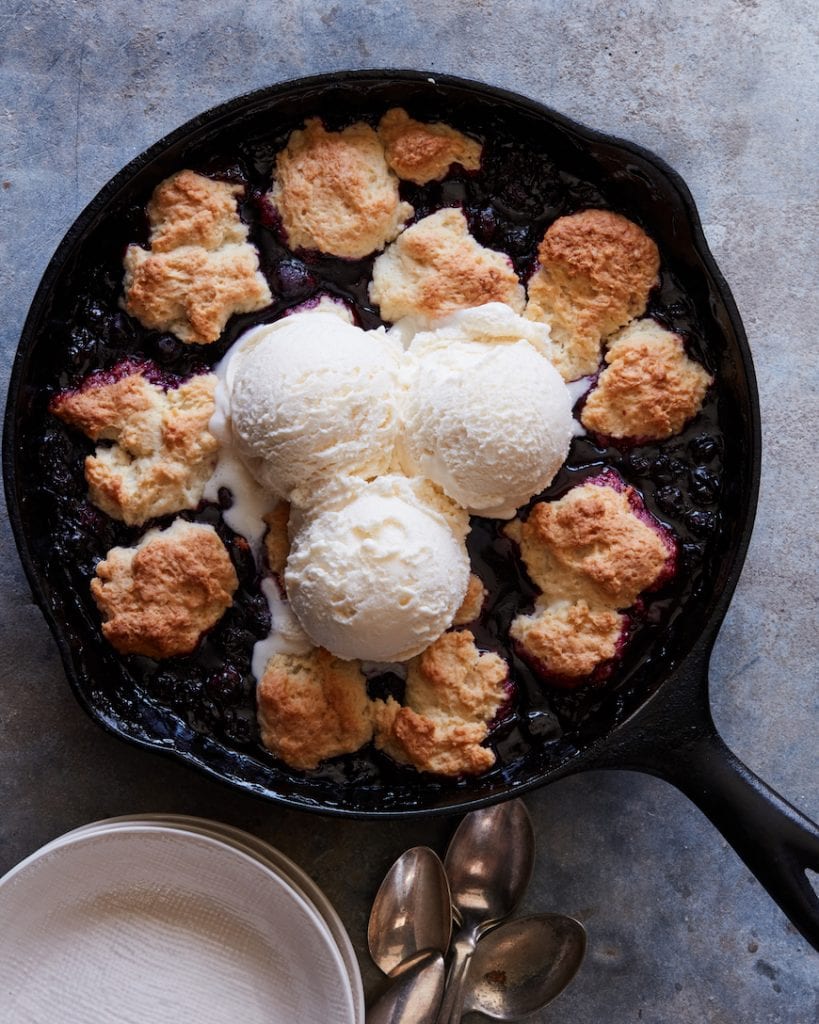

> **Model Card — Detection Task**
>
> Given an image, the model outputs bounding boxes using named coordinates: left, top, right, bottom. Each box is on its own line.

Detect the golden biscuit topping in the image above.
left=509, top=480, right=670, bottom=608
left=270, top=118, right=413, bottom=259
left=369, top=208, right=525, bottom=322
left=581, top=319, right=713, bottom=440
left=379, top=108, right=482, bottom=184
left=452, top=574, right=487, bottom=626
left=507, top=477, right=674, bottom=683
left=122, top=244, right=271, bottom=345
left=121, top=169, right=270, bottom=344
left=525, top=209, right=660, bottom=380
left=91, top=520, right=237, bottom=659
left=510, top=600, right=625, bottom=678
left=374, top=630, right=508, bottom=776
left=263, top=501, right=291, bottom=578
left=52, top=368, right=219, bottom=526
left=147, top=170, right=248, bottom=252
left=257, top=648, right=374, bottom=770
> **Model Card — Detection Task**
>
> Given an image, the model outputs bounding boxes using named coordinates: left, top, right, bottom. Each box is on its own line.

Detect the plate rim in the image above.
left=38, top=814, right=365, bottom=1024
left=0, top=821, right=357, bottom=1024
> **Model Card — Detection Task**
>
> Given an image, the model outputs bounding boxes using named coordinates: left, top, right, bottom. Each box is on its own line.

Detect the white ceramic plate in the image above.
left=0, top=825, right=356, bottom=1024
left=45, top=814, right=365, bottom=1024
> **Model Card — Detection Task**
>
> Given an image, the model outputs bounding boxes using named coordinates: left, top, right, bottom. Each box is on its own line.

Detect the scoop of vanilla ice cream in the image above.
left=284, top=475, right=470, bottom=662
left=399, top=304, right=573, bottom=518
left=225, top=311, right=402, bottom=504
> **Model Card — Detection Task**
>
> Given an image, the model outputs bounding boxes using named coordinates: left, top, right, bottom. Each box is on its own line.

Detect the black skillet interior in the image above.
left=4, top=70, right=760, bottom=818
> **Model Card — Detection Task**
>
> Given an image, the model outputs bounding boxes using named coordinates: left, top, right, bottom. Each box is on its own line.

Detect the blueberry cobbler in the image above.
left=34, top=103, right=723, bottom=783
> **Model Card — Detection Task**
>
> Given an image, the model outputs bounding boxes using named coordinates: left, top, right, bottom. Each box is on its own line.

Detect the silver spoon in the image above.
left=437, top=799, right=535, bottom=1024
left=464, top=913, right=587, bottom=1019
left=368, top=846, right=452, bottom=975
left=367, top=950, right=446, bottom=1024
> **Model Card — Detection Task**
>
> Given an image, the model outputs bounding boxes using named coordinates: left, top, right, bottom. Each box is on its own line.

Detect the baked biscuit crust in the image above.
left=147, top=170, right=248, bottom=252
left=90, top=520, right=238, bottom=659
left=257, top=648, right=374, bottom=770
left=525, top=209, right=660, bottom=380
left=379, top=108, right=482, bottom=184
left=263, top=501, right=291, bottom=578
left=452, top=573, right=487, bottom=626
left=122, top=243, right=271, bottom=345
left=122, top=169, right=271, bottom=344
left=370, top=208, right=525, bottom=322
left=507, top=479, right=671, bottom=608
left=52, top=367, right=219, bottom=526
left=270, top=118, right=413, bottom=259
left=509, top=600, right=625, bottom=678
left=374, top=630, right=508, bottom=776
left=581, top=319, right=713, bottom=440
left=507, top=477, right=674, bottom=684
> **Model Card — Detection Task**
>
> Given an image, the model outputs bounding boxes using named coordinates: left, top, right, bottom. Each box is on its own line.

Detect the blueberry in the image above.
left=651, top=454, right=685, bottom=484
left=468, top=205, right=498, bottom=245
left=67, top=326, right=98, bottom=367
left=223, top=708, right=255, bottom=745
left=152, top=334, right=183, bottom=362
left=206, top=666, right=243, bottom=703
left=689, top=466, right=720, bottom=503
left=680, top=541, right=703, bottom=567
left=499, top=223, right=533, bottom=256
left=656, top=485, right=684, bottom=515
left=628, top=452, right=652, bottom=476
left=273, top=258, right=316, bottom=298
left=686, top=509, right=718, bottom=537
left=222, top=626, right=256, bottom=662
left=243, top=592, right=272, bottom=635
left=689, top=433, right=719, bottom=461
left=217, top=486, right=234, bottom=510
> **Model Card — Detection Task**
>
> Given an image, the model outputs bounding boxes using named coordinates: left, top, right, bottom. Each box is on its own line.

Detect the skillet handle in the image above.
left=600, top=644, right=819, bottom=951
left=656, top=726, right=819, bottom=951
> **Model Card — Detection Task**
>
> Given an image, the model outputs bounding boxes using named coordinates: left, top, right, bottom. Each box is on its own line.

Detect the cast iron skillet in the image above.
left=4, top=71, right=818, bottom=948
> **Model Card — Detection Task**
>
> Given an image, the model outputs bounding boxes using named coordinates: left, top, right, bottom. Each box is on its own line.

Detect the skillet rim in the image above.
left=2, top=68, right=762, bottom=817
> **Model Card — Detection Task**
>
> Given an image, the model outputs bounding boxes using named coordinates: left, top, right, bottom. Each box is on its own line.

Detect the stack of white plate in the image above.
left=0, top=814, right=364, bottom=1024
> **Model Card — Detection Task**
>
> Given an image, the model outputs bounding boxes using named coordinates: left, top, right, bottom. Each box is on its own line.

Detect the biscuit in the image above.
left=581, top=319, right=713, bottom=440
left=370, top=208, right=525, bottom=323
left=525, top=209, right=660, bottom=380
left=263, top=501, right=291, bottom=577
left=122, top=243, right=271, bottom=345
left=270, top=118, right=413, bottom=259
left=510, top=600, right=625, bottom=678
left=91, top=520, right=237, bottom=659
left=52, top=368, right=219, bottom=526
left=257, top=648, right=374, bottom=770
left=452, top=573, right=487, bottom=626
left=506, top=479, right=670, bottom=608
left=378, top=108, right=482, bottom=184
left=374, top=630, right=507, bottom=776
left=147, top=170, right=248, bottom=252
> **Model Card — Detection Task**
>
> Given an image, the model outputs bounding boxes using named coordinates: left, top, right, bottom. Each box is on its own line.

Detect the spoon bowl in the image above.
left=465, top=913, right=587, bottom=1020
left=444, top=800, right=535, bottom=929
left=437, top=800, right=536, bottom=1024
left=367, top=950, right=446, bottom=1024
left=368, top=846, right=452, bottom=975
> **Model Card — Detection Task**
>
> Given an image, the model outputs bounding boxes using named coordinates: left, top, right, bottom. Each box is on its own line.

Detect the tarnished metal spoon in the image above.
left=437, top=800, right=535, bottom=1024
left=368, top=846, right=452, bottom=975
left=464, top=913, right=587, bottom=1019
left=367, top=950, right=446, bottom=1024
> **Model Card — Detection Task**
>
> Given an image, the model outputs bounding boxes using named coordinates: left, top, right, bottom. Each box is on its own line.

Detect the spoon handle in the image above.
left=435, top=932, right=476, bottom=1024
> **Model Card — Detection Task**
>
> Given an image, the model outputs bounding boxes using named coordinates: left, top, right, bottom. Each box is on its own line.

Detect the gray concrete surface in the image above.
left=1, top=1, right=817, bottom=1020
